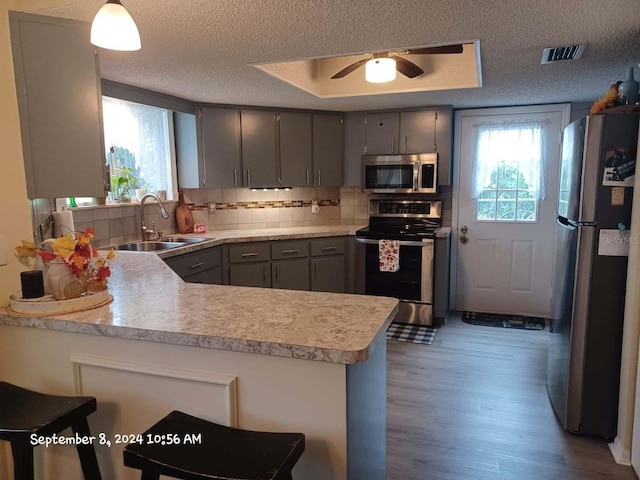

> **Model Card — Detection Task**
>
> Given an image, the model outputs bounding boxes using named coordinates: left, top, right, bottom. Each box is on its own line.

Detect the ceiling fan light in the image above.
left=365, top=58, right=396, bottom=83
left=91, top=0, right=141, bottom=51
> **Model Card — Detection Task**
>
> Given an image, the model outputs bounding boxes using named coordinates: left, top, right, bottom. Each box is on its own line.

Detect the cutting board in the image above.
left=176, top=190, right=195, bottom=234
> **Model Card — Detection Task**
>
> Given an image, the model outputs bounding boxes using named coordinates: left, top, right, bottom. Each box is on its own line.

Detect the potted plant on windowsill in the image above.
left=111, top=167, right=137, bottom=203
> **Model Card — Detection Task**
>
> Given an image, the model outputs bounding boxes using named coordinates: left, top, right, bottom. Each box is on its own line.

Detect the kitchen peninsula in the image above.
left=0, top=228, right=398, bottom=480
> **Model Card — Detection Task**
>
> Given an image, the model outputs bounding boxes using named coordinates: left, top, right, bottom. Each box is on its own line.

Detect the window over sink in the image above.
left=102, top=96, right=176, bottom=203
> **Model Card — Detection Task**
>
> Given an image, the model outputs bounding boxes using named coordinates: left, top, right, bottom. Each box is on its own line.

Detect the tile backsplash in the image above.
left=29, top=185, right=450, bottom=248
left=28, top=186, right=372, bottom=248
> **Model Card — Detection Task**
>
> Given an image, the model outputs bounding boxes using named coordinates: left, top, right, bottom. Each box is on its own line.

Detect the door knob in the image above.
left=459, top=235, right=468, bottom=244
left=460, top=226, right=468, bottom=234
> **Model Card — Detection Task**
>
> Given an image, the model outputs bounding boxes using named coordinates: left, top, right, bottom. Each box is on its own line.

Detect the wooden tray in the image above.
left=7, top=289, right=113, bottom=317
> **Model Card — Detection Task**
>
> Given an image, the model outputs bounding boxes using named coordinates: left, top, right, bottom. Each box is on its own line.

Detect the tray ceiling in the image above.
left=33, top=0, right=640, bottom=111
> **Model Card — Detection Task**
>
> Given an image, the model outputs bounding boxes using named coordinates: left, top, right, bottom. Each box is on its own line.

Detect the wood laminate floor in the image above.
left=386, top=317, right=639, bottom=480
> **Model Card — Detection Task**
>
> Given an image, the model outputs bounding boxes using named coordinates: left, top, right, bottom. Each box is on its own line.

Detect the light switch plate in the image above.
left=0, top=236, right=6, bottom=266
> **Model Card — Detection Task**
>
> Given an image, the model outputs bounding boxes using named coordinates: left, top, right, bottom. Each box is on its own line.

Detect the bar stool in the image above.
left=123, top=410, right=305, bottom=480
left=0, top=381, right=102, bottom=480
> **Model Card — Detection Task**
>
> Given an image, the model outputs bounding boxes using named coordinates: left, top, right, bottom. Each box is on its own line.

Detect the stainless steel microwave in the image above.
left=362, top=153, right=438, bottom=194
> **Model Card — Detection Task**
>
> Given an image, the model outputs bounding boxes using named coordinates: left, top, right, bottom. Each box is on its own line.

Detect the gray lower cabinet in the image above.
left=311, top=256, right=346, bottom=293
left=183, top=266, right=222, bottom=285
left=310, top=237, right=346, bottom=293
left=163, top=246, right=222, bottom=285
left=10, top=12, right=106, bottom=199
left=241, top=109, right=278, bottom=187
left=226, top=237, right=348, bottom=293
left=272, top=258, right=310, bottom=291
left=230, top=262, right=271, bottom=288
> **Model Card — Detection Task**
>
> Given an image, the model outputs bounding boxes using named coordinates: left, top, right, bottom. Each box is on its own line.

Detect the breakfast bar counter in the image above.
left=0, top=229, right=397, bottom=480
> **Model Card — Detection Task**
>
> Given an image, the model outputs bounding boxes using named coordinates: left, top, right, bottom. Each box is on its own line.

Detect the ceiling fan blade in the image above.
left=331, top=58, right=369, bottom=79
left=405, top=44, right=464, bottom=55
left=392, top=55, right=424, bottom=78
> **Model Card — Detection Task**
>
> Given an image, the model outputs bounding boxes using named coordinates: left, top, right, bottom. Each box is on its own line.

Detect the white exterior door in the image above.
left=453, top=105, right=570, bottom=317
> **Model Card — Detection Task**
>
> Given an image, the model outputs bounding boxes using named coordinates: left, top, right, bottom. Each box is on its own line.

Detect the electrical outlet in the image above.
left=0, top=236, right=6, bottom=266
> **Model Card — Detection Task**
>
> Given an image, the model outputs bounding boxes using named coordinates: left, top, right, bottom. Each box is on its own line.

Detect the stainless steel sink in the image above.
left=158, top=237, right=210, bottom=244
left=115, top=241, right=186, bottom=252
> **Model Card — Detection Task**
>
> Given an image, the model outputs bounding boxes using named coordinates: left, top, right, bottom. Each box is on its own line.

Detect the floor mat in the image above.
left=462, top=311, right=546, bottom=330
left=386, top=322, right=437, bottom=345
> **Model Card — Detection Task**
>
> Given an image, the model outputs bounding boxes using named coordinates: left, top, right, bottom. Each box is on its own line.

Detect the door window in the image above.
left=473, top=123, right=547, bottom=222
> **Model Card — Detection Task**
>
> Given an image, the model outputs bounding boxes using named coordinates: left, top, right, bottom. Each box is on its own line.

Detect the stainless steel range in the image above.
left=355, top=198, right=442, bottom=326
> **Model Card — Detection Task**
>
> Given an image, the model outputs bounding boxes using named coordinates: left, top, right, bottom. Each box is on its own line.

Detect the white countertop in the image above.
left=0, top=225, right=399, bottom=364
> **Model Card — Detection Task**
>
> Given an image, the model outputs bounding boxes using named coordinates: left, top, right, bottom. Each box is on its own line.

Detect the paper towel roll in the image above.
left=52, top=211, right=75, bottom=238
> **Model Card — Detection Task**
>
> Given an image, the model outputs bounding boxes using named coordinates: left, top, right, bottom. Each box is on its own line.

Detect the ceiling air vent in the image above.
left=541, top=44, right=586, bottom=64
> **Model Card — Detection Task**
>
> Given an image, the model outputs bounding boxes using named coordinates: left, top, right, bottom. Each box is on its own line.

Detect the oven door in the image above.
left=356, top=237, right=434, bottom=325
left=362, top=163, right=417, bottom=193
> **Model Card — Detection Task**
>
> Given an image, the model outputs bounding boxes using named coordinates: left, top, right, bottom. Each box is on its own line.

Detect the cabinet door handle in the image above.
left=263, top=265, right=267, bottom=282
left=315, top=261, right=319, bottom=278
left=404, top=136, right=408, bottom=153
left=391, top=137, right=395, bottom=153
left=306, top=169, right=310, bottom=186
left=247, top=169, right=251, bottom=187
left=317, top=169, right=321, bottom=186
left=321, top=246, right=337, bottom=252
left=282, top=249, right=300, bottom=254
left=190, top=262, right=204, bottom=269
left=276, top=264, right=280, bottom=281
left=234, top=169, right=238, bottom=187
left=241, top=252, right=260, bottom=258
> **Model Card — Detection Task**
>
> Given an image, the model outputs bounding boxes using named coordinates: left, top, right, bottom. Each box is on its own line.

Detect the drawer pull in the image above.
left=190, top=262, right=205, bottom=269
left=241, top=252, right=261, bottom=258
left=282, top=249, right=300, bottom=254
left=321, top=246, right=337, bottom=251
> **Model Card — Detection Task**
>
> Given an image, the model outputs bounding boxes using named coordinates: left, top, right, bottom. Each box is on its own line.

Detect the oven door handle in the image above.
left=355, top=237, right=434, bottom=247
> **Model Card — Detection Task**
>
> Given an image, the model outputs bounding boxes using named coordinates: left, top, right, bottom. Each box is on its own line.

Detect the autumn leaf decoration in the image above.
left=15, top=227, right=114, bottom=292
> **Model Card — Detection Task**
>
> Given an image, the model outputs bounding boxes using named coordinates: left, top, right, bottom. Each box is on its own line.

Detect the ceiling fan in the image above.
left=330, top=44, right=464, bottom=81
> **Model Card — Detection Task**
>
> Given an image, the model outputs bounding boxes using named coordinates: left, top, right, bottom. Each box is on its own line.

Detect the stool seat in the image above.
left=0, top=382, right=102, bottom=480
left=124, top=410, right=305, bottom=480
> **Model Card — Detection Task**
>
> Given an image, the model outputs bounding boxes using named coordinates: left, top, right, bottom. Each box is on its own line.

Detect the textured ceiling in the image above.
left=37, top=0, right=640, bottom=111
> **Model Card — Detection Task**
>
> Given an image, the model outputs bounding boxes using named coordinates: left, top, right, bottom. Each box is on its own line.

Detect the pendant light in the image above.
left=365, top=57, right=396, bottom=83
left=91, top=0, right=141, bottom=51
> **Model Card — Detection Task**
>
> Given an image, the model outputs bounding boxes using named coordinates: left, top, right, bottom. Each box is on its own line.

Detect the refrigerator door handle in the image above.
left=557, top=216, right=597, bottom=229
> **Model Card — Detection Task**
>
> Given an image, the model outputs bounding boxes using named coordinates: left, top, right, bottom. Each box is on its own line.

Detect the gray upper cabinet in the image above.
left=241, top=109, right=278, bottom=187
left=364, top=112, right=400, bottom=154
left=359, top=107, right=453, bottom=185
left=174, top=112, right=202, bottom=188
left=400, top=110, right=437, bottom=153
left=344, top=112, right=367, bottom=186
left=279, top=112, right=312, bottom=187
left=312, top=114, right=344, bottom=187
left=10, top=12, right=106, bottom=199
left=201, top=108, right=242, bottom=188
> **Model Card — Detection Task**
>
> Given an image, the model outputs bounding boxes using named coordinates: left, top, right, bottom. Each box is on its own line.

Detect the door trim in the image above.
left=450, top=103, right=572, bottom=310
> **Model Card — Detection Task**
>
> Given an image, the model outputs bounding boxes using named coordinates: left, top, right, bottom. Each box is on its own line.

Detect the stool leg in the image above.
left=10, top=439, right=34, bottom=480
left=141, top=472, right=160, bottom=480
left=71, top=418, right=102, bottom=480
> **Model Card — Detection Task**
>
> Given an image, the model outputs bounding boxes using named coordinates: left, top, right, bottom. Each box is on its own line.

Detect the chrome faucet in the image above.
left=140, top=193, right=169, bottom=240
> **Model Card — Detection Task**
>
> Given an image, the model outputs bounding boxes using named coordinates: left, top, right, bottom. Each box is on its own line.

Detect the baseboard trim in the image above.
left=609, top=436, right=632, bottom=465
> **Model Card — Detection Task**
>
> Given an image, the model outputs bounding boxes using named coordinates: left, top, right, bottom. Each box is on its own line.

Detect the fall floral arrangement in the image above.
left=591, top=83, right=623, bottom=114
left=16, top=227, right=114, bottom=296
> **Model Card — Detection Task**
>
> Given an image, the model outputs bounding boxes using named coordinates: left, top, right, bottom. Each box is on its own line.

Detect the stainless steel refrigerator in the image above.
left=547, top=113, right=638, bottom=441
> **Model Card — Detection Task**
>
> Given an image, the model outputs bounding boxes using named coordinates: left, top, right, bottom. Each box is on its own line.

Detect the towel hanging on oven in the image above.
left=379, top=239, right=400, bottom=272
